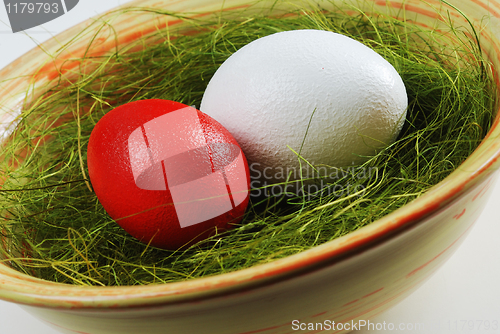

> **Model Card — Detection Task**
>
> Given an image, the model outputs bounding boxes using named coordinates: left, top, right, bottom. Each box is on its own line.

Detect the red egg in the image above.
left=87, top=99, right=250, bottom=250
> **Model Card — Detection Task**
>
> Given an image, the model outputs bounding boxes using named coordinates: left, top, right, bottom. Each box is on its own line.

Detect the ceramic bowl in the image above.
left=1, top=0, right=499, bottom=333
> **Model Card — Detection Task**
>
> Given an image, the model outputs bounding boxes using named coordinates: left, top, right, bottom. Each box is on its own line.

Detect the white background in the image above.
left=0, top=1, right=499, bottom=333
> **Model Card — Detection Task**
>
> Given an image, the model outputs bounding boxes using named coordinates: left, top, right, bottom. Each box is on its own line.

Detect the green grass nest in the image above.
left=0, top=1, right=496, bottom=286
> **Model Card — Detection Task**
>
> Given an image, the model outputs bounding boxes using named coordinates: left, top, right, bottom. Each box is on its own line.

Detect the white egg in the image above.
left=200, top=29, right=407, bottom=186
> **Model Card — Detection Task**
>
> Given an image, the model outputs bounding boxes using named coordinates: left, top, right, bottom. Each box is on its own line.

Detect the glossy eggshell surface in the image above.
left=87, top=99, right=250, bottom=249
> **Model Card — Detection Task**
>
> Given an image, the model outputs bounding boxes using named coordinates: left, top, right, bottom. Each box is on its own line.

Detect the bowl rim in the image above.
left=1, top=0, right=500, bottom=310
